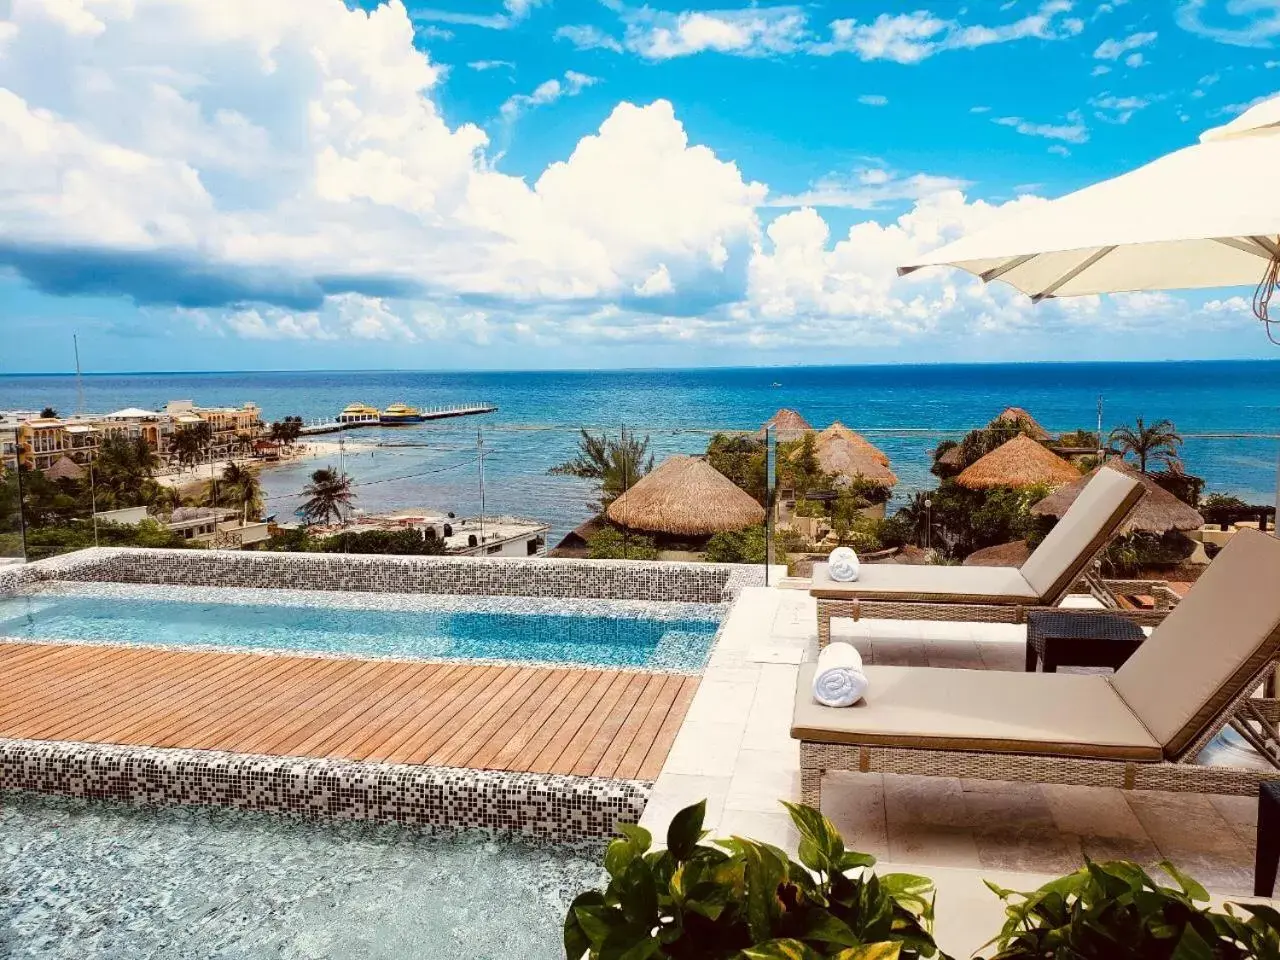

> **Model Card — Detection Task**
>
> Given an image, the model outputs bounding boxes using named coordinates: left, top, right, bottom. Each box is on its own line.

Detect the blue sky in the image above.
left=0, top=0, right=1276, bottom=373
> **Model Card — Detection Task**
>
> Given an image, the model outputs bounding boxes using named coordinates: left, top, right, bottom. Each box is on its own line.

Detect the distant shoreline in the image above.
left=157, top=440, right=378, bottom=492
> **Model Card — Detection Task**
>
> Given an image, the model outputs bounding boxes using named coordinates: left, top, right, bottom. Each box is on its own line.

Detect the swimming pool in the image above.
left=1, top=793, right=602, bottom=959
left=0, top=583, right=722, bottom=671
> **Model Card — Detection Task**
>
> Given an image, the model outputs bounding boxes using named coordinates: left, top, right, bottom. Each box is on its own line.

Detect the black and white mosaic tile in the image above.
left=0, top=738, right=648, bottom=842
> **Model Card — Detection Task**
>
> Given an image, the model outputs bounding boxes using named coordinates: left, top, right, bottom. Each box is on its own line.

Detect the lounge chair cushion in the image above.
left=792, top=663, right=1161, bottom=761
left=810, top=564, right=1039, bottom=605
left=1111, top=528, right=1280, bottom=760
left=1019, top=466, right=1144, bottom=602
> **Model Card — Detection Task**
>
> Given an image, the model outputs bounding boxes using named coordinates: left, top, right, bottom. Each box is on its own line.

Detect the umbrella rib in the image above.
left=1214, top=237, right=1277, bottom=260
left=980, top=254, right=1037, bottom=283
left=1029, top=246, right=1117, bottom=303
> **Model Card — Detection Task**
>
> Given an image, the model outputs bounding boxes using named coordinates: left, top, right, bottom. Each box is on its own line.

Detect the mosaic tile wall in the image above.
left=0, top=562, right=34, bottom=596
left=19, top=546, right=764, bottom=603
left=0, top=738, right=648, bottom=842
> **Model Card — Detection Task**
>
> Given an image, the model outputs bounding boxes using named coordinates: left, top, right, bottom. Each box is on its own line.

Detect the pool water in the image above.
left=0, top=585, right=721, bottom=670
left=0, top=793, right=603, bottom=959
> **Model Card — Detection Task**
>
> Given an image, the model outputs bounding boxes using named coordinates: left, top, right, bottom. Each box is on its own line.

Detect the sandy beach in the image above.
left=156, top=439, right=377, bottom=491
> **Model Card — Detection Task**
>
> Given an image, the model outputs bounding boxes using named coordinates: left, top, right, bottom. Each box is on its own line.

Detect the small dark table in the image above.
left=1257, top=781, right=1280, bottom=896
left=1024, top=610, right=1146, bottom=673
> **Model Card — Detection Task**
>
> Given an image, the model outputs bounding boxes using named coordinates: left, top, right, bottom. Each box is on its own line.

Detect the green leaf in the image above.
left=1168, top=923, right=1216, bottom=960
left=794, top=911, right=859, bottom=947
left=740, top=938, right=823, bottom=959
left=575, top=904, right=626, bottom=950
left=564, top=891, right=605, bottom=959
left=617, top=823, right=653, bottom=853
left=781, top=802, right=845, bottom=871
left=1237, top=901, right=1280, bottom=932
left=605, top=837, right=639, bottom=879
left=839, top=851, right=877, bottom=872
left=597, top=929, right=664, bottom=960
left=1159, top=860, right=1209, bottom=902
left=737, top=838, right=787, bottom=943
left=667, top=801, right=707, bottom=861
left=828, top=943, right=902, bottom=960
left=617, top=858, right=659, bottom=927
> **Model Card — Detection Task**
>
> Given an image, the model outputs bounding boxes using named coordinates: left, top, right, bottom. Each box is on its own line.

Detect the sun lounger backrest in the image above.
left=1111, top=529, right=1280, bottom=760
left=1019, top=466, right=1144, bottom=602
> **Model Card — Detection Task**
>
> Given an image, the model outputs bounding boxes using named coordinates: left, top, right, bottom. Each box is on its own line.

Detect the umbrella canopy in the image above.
left=955, top=434, right=1080, bottom=490
left=899, top=96, right=1280, bottom=302
left=1032, top=460, right=1204, bottom=534
left=815, top=422, right=897, bottom=487
left=606, top=455, right=765, bottom=536
left=757, top=408, right=813, bottom=442
left=44, top=455, right=85, bottom=481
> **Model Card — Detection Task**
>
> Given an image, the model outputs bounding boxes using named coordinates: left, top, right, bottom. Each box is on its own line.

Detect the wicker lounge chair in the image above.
left=794, top=528, right=1280, bottom=806
left=811, top=466, right=1176, bottom=644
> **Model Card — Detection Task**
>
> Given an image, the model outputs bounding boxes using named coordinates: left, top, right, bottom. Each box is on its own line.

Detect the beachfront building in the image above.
left=7, top=401, right=265, bottom=475
left=164, top=400, right=263, bottom=458
left=314, top=510, right=550, bottom=557
left=163, top=506, right=272, bottom=548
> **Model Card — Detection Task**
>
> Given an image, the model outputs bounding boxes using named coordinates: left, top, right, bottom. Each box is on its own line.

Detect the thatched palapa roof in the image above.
left=1031, top=461, right=1204, bottom=534
left=606, top=455, right=765, bottom=536
left=963, top=540, right=1033, bottom=567
left=955, top=434, right=1080, bottom=490
left=44, top=456, right=85, bottom=481
left=757, top=408, right=813, bottom=442
left=992, top=406, right=1051, bottom=441
left=548, top=516, right=607, bottom=558
left=814, top=422, right=897, bottom=487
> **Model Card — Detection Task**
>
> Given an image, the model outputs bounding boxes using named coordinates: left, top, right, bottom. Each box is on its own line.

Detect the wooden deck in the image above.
left=0, top=643, right=699, bottom=781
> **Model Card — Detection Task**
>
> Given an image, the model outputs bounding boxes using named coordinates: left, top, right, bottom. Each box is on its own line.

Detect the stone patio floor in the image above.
left=640, top=585, right=1268, bottom=956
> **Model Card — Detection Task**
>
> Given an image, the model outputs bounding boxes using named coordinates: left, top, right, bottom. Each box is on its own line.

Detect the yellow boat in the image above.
left=337, top=403, right=380, bottom=425
left=380, top=403, right=425, bottom=424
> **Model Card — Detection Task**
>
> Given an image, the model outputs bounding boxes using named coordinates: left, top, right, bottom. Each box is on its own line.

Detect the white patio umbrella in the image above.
left=898, top=95, right=1280, bottom=332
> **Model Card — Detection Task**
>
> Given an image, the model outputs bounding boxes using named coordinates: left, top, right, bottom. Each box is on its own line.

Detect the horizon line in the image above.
left=2, top=356, right=1278, bottom=378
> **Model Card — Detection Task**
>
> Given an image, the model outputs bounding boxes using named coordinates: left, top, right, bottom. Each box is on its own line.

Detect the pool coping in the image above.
left=0, top=736, right=649, bottom=842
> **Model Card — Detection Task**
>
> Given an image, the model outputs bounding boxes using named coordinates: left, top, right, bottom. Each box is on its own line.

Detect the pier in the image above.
left=298, top=402, right=497, bottom=436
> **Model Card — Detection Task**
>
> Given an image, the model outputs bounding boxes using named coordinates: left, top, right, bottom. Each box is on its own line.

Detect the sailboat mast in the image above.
left=73, top=334, right=85, bottom=416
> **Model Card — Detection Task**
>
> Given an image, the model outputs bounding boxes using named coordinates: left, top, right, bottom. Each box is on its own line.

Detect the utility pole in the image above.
left=477, top=428, right=486, bottom=544
left=73, top=333, right=85, bottom=417
left=1097, top=395, right=1105, bottom=460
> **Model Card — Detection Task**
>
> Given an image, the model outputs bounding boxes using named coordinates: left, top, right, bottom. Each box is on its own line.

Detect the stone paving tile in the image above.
left=887, top=823, right=981, bottom=869
left=662, top=720, right=747, bottom=778
left=641, top=773, right=731, bottom=834
left=725, top=748, right=801, bottom=815
left=869, top=639, right=929, bottom=667
left=884, top=775, right=970, bottom=827
left=1042, top=784, right=1150, bottom=840
left=961, top=785, right=1056, bottom=829
left=1126, top=791, right=1249, bottom=856
left=1077, top=834, right=1164, bottom=867
left=925, top=640, right=985, bottom=670
left=972, top=824, right=1085, bottom=874
left=824, top=772, right=888, bottom=855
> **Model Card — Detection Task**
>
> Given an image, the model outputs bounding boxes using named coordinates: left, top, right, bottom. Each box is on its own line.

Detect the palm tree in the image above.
left=216, top=461, right=263, bottom=521
left=1108, top=417, right=1183, bottom=474
left=93, top=435, right=160, bottom=508
left=170, top=422, right=212, bottom=468
left=39, top=406, right=58, bottom=419
left=550, top=427, right=654, bottom=511
left=301, top=467, right=354, bottom=525
left=897, top=490, right=942, bottom=549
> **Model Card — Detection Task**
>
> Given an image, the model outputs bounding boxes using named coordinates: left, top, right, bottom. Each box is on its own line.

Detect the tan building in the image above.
left=17, top=418, right=100, bottom=471
left=164, top=401, right=263, bottom=458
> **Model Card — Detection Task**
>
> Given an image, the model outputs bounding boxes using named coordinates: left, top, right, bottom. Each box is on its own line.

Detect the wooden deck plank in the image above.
left=0, top=643, right=698, bottom=778
left=612, top=674, right=684, bottom=781
left=525, top=670, right=620, bottom=774
left=637, top=677, right=701, bottom=780
left=472, top=668, right=588, bottom=771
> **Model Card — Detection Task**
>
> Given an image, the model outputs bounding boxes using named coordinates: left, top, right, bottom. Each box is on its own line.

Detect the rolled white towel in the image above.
left=812, top=642, right=868, bottom=708
left=828, top=546, right=860, bottom=583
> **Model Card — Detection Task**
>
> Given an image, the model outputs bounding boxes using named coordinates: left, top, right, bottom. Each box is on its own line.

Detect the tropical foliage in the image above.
left=1108, top=417, right=1183, bottom=474
left=92, top=435, right=164, bottom=509
left=586, top=525, right=659, bottom=560
left=551, top=428, right=655, bottom=511
left=984, top=859, right=1280, bottom=959
left=300, top=467, right=355, bottom=525
left=39, top=406, right=58, bottom=419
left=931, top=417, right=1035, bottom=478
left=206, top=462, right=264, bottom=520
left=889, top=481, right=1050, bottom=560
left=703, top=526, right=767, bottom=564
left=707, top=433, right=768, bottom=505
left=269, top=416, right=304, bottom=446
left=169, top=421, right=213, bottom=467
left=317, top=527, right=446, bottom=555
left=22, top=519, right=192, bottom=561
left=564, top=800, right=943, bottom=960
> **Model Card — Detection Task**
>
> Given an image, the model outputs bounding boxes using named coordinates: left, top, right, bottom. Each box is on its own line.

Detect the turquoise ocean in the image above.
left=2, top=362, right=1277, bottom=542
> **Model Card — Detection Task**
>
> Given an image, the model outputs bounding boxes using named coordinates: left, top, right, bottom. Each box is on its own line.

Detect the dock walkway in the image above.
left=0, top=642, right=696, bottom=781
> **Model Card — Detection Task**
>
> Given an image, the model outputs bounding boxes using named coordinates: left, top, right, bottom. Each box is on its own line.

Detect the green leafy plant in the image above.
left=564, top=800, right=946, bottom=959
left=586, top=525, right=659, bottom=560
left=982, top=859, right=1280, bottom=959
left=704, top=527, right=767, bottom=564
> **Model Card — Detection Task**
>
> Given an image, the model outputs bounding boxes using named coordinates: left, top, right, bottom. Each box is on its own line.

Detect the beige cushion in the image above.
left=1020, top=466, right=1144, bottom=601
left=810, top=562, right=1039, bottom=604
left=792, top=663, right=1161, bottom=761
left=1111, top=528, right=1280, bottom=759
